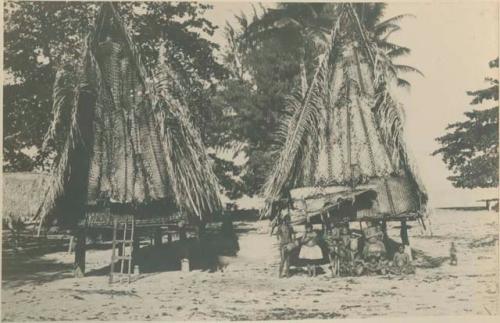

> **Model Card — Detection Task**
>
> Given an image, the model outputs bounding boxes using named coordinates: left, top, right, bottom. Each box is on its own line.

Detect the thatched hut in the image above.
left=3, top=173, right=52, bottom=224
left=37, top=3, right=221, bottom=276
left=262, top=4, right=428, bottom=246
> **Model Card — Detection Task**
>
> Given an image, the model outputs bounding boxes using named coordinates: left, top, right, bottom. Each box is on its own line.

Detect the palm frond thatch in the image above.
left=261, top=4, right=427, bottom=220
left=152, top=49, right=221, bottom=217
left=37, top=3, right=221, bottom=228
left=260, top=9, right=345, bottom=218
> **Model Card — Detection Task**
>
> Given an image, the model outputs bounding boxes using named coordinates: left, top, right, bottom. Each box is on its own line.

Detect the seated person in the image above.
left=337, top=239, right=353, bottom=276
left=362, top=236, right=387, bottom=260
left=364, top=255, right=382, bottom=275
left=351, top=253, right=365, bottom=276
left=391, top=244, right=415, bottom=274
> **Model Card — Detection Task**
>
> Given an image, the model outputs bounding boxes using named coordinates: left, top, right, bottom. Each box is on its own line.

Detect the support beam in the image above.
left=67, top=236, right=75, bottom=254
left=381, top=220, right=388, bottom=243
left=400, top=220, right=409, bottom=245
left=400, top=220, right=413, bottom=260
left=74, top=228, right=87, bottom=278
left=131, top=233, right=140, bottom=268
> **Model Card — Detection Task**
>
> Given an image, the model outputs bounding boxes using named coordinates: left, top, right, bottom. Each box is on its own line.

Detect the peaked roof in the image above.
left=261, top=4, right=427, bottom=219
left=38, top=3, right=221, bottom=227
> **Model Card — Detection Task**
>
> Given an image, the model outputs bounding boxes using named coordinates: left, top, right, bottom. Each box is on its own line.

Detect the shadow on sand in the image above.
left=2, top=256, right=74, bottom=289
left=85, top=223, right=241, bottom=277
left=2, top=217, right=242, bottom=287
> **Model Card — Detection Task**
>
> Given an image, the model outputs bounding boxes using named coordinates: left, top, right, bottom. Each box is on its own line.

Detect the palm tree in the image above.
left=246, top=3, right=421, bottom=89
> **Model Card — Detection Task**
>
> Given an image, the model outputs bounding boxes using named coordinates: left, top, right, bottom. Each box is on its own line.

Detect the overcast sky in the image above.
left=204, top=1, right=499, bottom=208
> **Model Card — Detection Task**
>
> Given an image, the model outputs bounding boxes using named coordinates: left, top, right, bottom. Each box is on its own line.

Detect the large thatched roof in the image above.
left=3, top=173, right=52, bottom=223
left=261, top=4, right=427, bottom=220
left=38, top=3, right=221, bottom=228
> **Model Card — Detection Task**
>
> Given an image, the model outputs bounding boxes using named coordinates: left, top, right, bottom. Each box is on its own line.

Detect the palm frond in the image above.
left=375, top=14, right=415, bottom=32
left=374, top=23, right=401, bottom=38
left=42, top=66, right=77, bottom=152
left=386, top=45, right=410, bottom=58
left=397, top=78, right=411, bottom=89
left=37, top=34, right=100, bottom=229
left=153, top=48, right=221, bottom=218
left=394, top=64, right=424, bottom=77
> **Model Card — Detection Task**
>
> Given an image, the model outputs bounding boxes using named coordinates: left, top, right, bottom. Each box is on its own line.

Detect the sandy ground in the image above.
left=1, top=209, right=499, bottom=321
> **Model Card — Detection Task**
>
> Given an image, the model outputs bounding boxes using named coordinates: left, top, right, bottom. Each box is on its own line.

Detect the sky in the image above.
left=204, top=1, right=499, bottom=208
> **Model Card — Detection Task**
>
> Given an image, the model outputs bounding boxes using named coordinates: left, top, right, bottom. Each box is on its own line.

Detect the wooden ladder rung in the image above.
left=113, top=256, right=132, bottom=260
left=109, top=217, right=136, bottom=284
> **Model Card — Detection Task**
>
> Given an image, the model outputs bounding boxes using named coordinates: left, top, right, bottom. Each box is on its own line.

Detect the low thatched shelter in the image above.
left=3, top=173, right=52, bottom=224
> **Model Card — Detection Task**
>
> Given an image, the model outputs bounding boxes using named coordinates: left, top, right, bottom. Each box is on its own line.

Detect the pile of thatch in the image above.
left=3, top=173, right=52, bottom=223
left=261, top=4, right=427, bottom=221
left=37, top=3, right=221, bottom=228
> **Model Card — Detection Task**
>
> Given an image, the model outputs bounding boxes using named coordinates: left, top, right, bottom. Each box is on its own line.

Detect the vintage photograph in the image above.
left=2, top=1, right=499, bottom=321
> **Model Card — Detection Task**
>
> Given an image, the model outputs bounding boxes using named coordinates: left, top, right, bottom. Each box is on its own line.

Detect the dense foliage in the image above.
left=3, top=1, right=224, bottom=171
left=433, top=58, right=499, bottom=188
left=4, top=2, right=420, bottom=200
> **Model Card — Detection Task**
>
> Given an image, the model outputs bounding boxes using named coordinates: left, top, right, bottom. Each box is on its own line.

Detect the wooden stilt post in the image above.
left=131, top=224, right=140, bottom=268
left=400, top=220, right=409, bottom=245
left=381, top=220, right=388, bottom=243
left=67, top=236, right=75, bottom=254
left=154, top=228, right=162, bottom=247
left=74, top=228, right=87, bottom=278
left=400, top=220, right=413, bottom=260
left=179, top=223, right=189, bottom=271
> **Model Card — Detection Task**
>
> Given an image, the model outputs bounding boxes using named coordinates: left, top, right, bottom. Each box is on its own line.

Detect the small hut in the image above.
left=37, top=3, right=221, bottom=276
left=3, top=173, right=52, bottom=225
left=262, top=4, right=428, bottom=249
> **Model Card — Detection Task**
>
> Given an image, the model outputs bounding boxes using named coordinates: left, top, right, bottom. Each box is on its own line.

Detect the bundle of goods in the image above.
left=287, top=185, right=377, bottom=224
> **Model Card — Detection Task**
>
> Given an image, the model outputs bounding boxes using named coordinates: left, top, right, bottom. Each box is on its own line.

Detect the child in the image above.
left=449, top=242, right=458, bottom=266
left=392, top=244, right=414, bottom=274
left=299, top=223, right=323, bottom=277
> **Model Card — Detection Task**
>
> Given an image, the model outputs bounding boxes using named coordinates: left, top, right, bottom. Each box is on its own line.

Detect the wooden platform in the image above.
left=78, top=212, right=198, bottom=230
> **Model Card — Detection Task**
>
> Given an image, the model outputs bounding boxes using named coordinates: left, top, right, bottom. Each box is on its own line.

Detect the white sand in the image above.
left=1, top=209, right=498, bottom=321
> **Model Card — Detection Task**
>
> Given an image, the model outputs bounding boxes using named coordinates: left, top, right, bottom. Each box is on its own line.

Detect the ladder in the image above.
left=109, top=216, right=135, bottom=284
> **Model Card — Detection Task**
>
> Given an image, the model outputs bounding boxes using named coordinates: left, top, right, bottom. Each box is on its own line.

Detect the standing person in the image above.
left=449, top=242, right=458, bottom=266
left=277, top=213, right=296, bottom=278
left=299, top=223, right=323, bottom=277
left=324, top=226, right=341, bottom=277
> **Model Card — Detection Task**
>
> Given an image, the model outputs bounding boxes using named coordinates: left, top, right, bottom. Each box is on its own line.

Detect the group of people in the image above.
left=276, top=215, right=415, bottom=278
